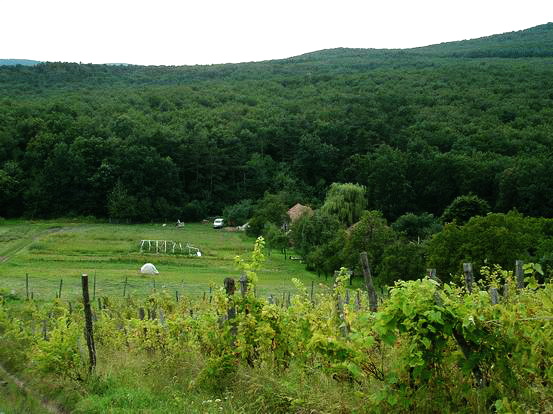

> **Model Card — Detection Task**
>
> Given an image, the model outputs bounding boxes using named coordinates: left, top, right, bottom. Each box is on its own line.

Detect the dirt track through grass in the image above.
left=0, top=220, right=320, bottom=301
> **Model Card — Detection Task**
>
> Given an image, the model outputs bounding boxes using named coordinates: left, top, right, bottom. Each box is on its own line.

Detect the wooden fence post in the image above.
left=515, top=260, right=524, bottom=289
left=41, top=320, right=48, bottom=341
left=58, top=279, right=63, bottom=299
left=427, top=268, right=441, bottom=284
left=224, top=277, right=236, bottom=340
left=355, top=291, right=361, bottom=311
left=239, top=274, right=248, bottom=296
left=360, top=252, right=378, bottom=312
left=310, top=280, right=314, bottom=304
left=25, top=273, right=29, bottom=301
left=138, top=308, right=145, bottom=320
left=122, top=276, right=128, bottom=298
left=336, top=293, right=349, bottom=337
left=81, top=273, right=96, bottom=372
left=490, top=287, right=499, bottom=305
left=463, top=263, right=474, bottom=293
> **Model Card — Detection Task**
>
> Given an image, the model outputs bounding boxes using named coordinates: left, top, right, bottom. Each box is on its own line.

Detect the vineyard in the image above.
left=0, top=237, right=551, bottom=413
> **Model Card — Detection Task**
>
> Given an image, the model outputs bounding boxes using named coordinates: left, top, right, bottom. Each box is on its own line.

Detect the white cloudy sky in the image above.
left=1, top=0, right=552, bottom=65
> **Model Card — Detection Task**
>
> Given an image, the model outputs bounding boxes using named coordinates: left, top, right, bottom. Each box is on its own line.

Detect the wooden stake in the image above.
left=25, top=273, right=29, bottom=301
left=123, top=276, right=128, bottom=297
left=515, top=260, right=524, bottom=289
left=81, top=273, right=96, bottom=372
left=490, top=287, right=499, bottom=305
left=58, top=279, right=63, bottom=299
left=336, top=293, right=349, bottom=337
left=463, top=263, right=474, bottom=293
left=360, top=252, right=378, bottom=312
left=239, top=274, right=248, bottom=296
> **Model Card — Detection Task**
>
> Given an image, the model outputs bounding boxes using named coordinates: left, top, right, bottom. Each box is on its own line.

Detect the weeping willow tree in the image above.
left=321, top=183, right=366, bottom=227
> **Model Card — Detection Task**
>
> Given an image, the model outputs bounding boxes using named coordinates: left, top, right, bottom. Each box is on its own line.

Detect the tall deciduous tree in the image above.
left=321, top=183, right=366, bottom=227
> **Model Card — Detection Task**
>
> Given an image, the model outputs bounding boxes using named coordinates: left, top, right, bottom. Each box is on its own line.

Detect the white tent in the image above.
left=140, top=263, right=159, bottom=275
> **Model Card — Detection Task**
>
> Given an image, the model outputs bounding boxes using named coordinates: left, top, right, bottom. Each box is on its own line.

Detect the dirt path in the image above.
left=0, top=226, right=63, bottom=264
left=0, top=363, right=65, bottom=414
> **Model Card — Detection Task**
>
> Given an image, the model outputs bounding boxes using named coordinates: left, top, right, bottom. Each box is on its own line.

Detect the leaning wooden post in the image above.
left=515, top=260, right=524, bottom=289
left=360, top=252, right=378, bottom=312
left=239, top=274, right=248, bottom=296
left=490, top=287, right=499, bottom=305
left=58, top=279, right=63, bottom=299
left=122, top=276, right=128, bottom=298
left=336, top=293, right=349, bottom=337
left=224, top=278, right=237, bottom=339
left=310, top=280, right=314, bottom=304
left=81, top=273, right=96, bottom=372
left=463, top=263, right=474, bottom=293
left=25, top=273, right=29, bottom=301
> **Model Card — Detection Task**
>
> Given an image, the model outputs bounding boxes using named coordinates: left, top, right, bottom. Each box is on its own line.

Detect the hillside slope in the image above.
left=0, top=23, right=552, bottom=221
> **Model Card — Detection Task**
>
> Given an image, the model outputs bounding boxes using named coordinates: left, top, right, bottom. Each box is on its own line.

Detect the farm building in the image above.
left=287, top=203, right=314, bottom=223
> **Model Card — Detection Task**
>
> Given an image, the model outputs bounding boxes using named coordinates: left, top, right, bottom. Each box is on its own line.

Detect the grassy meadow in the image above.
left=0, top=220, right=320, bottom=301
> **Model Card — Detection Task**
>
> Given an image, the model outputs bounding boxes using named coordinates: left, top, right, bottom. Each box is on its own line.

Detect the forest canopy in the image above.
left=1, top=23, right=553, bottom=221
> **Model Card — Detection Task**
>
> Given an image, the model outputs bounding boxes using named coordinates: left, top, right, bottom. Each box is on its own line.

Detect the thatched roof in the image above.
left=287, top=203, right=314, bottom=222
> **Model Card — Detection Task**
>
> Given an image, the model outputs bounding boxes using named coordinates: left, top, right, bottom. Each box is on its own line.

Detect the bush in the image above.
left=441, top=194, right=491, bottom=224
left=392, top=212, right=442, bottom=241
left=223, top=199, right=254, bottom=226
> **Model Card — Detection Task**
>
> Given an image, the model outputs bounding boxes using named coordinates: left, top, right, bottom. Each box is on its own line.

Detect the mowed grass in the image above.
left=0, top=220, right=321, bottom=301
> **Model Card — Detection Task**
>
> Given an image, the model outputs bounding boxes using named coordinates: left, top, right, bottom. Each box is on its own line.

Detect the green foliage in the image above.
left=107, top=180, right=138, bottom=221
left=427, top=211, right=550, bottom=281
left=2, top=30, right=553, bottom=221
left=392, top=212, right=442, bottom=241
left=0, top=246, right=552, bottom=413
left=246, top=193, right=289, bottom=237
left=377, top=241, right=426, bottom=286
left=263, top=223, right=289, bottom=254
left=321, top=183, right=366, bottom=227
left=441, top=194, right=491, bottom=224
left=222, top=199, right=254, bottom=226
left=289, top=209, right=343, bottom=271
left=342, top=210, right=396, bottom=271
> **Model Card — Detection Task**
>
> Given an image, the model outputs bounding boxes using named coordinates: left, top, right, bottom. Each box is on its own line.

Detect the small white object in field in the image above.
left=162, top=223, right=167, bottom=227
left=197, top=251, right=202, bottom=257
left=140, top=263, right=159, bottom=274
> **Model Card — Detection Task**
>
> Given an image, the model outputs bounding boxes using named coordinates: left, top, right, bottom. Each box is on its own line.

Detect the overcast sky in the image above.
left=2, top=0, right=552, bottom=66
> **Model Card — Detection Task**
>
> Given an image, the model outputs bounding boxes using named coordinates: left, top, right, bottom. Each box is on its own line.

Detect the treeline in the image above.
left=1, top=25, right=553, bottom=221
left=245, top=184, right=553, bottom=284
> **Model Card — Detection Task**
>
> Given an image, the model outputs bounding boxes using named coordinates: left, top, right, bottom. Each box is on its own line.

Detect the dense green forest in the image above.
left=1, top=23, right=553, bottom=221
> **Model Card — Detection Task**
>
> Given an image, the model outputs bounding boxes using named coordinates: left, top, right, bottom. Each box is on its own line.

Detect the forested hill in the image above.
left=1, top=23, right=553, bottom=221
left=0, top=59, right=41, bottom=66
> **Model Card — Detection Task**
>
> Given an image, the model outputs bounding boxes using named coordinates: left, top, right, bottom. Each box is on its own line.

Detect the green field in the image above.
left=0, top=220, right=320, bottom=301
